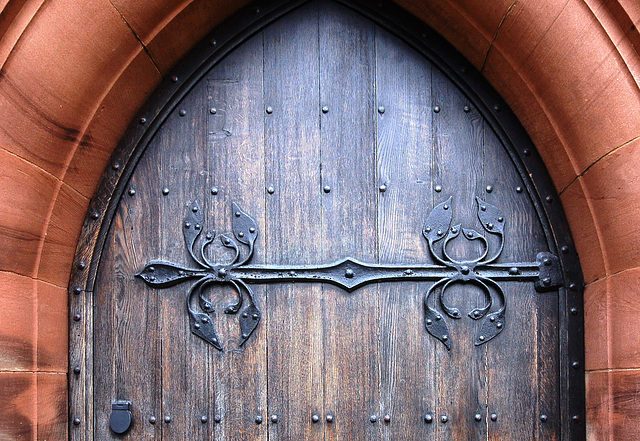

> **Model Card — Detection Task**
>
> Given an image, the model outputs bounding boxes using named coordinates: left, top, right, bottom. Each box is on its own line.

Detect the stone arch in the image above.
left=0, top=0, right=638, bottom=439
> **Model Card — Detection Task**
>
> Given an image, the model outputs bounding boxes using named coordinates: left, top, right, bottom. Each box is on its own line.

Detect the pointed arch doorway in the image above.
left=69, top=1, right=585, bottom=439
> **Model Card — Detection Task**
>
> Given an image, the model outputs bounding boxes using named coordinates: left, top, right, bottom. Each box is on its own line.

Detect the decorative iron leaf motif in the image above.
left=476, top=197, right=505, bottom=235
left=136, top=261, right=202, bottom=287
left=423, top=197, right=453, bottom=244
left=232, top=202, right=258, bottom=246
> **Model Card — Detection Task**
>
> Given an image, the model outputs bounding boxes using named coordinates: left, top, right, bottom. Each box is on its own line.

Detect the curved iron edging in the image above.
left=68, top=1, right=585, bottom=439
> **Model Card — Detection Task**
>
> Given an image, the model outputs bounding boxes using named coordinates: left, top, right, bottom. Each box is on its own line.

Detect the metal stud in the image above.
left=73, top=366, right=81, bottom=374
left=267, top=186, right=275, bottom=194
left=112, top=163, right=120, bottom=170
left=73, top=286, right=82, bottom=295
left=128, top=188, right=136, bottom=196
left=569, top=283, right=577, bottom=291
left=326, top=414, right=334, bottom=423
left=493, top=104, right=501, bottom=112
left=370, top=415, right=378, bottom=423
left=384, top=415, right=391, bottom=423
left=474, top=413, right=482, bottom=422
left=523, top=148, right=531, bottom=156
left=435, top=184, right=442, bottom=192
left=379, top=184, right=387, bottom=192
left=561, top=245, right=569, bottom=254
left=312, top=414, right=320, bottom=423
left=214, top=415, right=222, bottom=423
left=509, top=267, right=519, bottom=275
left=378, top=106, right=385, bottom=114
left=170, top=75, right=178, bottom=83
left=149, top=416, right=156, bottom=424
left=91, top=212, right=100, bottom=220
left=210, top=107, right=217, bottom=114
left=255, top=416, right=263, bottom=424
left=546, top=195, right=553, bottom=203
left=433, top=105, right=441, bottom=113
left=486, top=185, right=493, bottom=193
left=464, top=105, right=471, bottom=113
left=179, top=109, right=187, bottom=117
left=73, top=313, right=81, bottom=322
left=440, top=415, right=448, bottom=423
left=323, top=185, right=331, bottom=193
left=164, top=416, right=171, bottom=424
left=540, top=414, right=548, bottom=423
left=490, top=413, right=497, bottom=421
left=572, top=361, right=580, bottom=370
left=516, top=186, right=523, bottom=193
left=345, top=269, right=354, bottom=278
left=73, top=418, right=81, bottom=426
left=266, top=106, right=273, bottom=114
left=139, top=117, right=147, bottom=125
left=201, top=415, right=208, bottom=423
left=322, top=106, right=329, bottom=114
left=163, top=187, right=170, bottom=195
left=424, top=414, right=433, bottom=423
left=209, top=39, right=217, bottom=46
left=570, top=307, right=579, bottom=316
left=572, top=415, right=580, bottom=423
left=270, top=415, right=278, bottom=423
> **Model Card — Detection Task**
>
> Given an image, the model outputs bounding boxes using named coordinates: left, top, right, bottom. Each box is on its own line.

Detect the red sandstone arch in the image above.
left=0, top=0, right=638, bottom=439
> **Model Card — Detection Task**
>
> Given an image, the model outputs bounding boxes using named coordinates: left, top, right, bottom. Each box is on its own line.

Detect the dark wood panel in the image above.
left=319, top=3, right=379, bottom=440
left=375, top=26, right=435, bottom=441
left=263, top=4, right=325, bottom=441
left=431, top=66, right=487, bottom=441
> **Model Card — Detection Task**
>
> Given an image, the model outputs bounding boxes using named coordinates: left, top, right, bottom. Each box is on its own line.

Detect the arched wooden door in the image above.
left=69, top=1, right=585, bottom=440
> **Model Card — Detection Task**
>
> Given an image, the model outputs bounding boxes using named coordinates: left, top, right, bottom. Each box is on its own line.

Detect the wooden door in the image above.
left=69, top=1, right=585, bottom=440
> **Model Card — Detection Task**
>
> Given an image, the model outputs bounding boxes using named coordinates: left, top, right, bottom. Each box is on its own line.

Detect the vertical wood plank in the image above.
left=263, top=4, right=325, bottom=441
left=204, top=33, right=267, bottom=441
left=158, top=82, right=210, bottom=440
left=375, top=26, right=435, bottom=441
left=319, top=3, right=379, bottom=440
left=431, top=68, right=487, bottom=441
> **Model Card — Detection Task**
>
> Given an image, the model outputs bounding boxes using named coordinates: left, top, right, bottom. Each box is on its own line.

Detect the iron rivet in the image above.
left=443, top=204, right=449, bottom=210
left=326, top=415, right=334, bottom=423
left=440, top=415, right=448, bottom=423
left=210, top=107, right=217, bottom=114
left=480, top=205, right=486, bottom=211
left=73, top=314, right=81, bottom=322
left=464, top=105, right=471, bottom=113
left=192, top=205, right=198, bottom=213
left=426, top=319, right=432, bottom=325
left=498, top=217, right=504, bottom=222
left=433, top=105, right=441, bottom=113
left=384, top=415, right=391, bottom=423
left=497, top=323, right=503, bottom=329
left=242, top=333, right=249, bottom=339
left=379, top=184, right=387, bottom=192
left=436, top=314, right=442, bottom=320
left=424, top=414, right=433, bottom=423
left=491, top=413, right=497, bottom=422
left=570, top=307, right=578, bottom=315
left=569, top=283, right=577, bottom=291
left=546, top=195, right=553, bottom=203
left=73, top=366, right=81, bottom=374
left=214, top=415, right=222, bottom=423
left=572, top=415, right=580, bottom=423
left=112, top=163, right=120, bottom=170
left=490, top=316, right=496, bottom=322
left=486, top=185, right=493, bottom=193
left=516, top=186, right=523, bottom=193
left=266, top=106, right=273, bottom=114
left=209, top=187, right=218, bottom=196
left=91, top=212, right=99, bottom=220
left=572, top=361, right=580, bottom=370
left=149, top=416, right=156, bottom=424
left=73, top=418, right=81, bottom=426
left=209, top=39, right=217, bottom=46
left=252, top=313, right=259, bottom=320
left=73, top=286, right=82, bottom=295
left=312, top=414, right=320, bottom=423
left=238, top=231, right=245, bottom=237
left=541, top=414, right=548, bottom=423
left=561, top=245, right=569, bottom=254
left=267, top=186, right=275, bottom=194
left=164, top=416, right=171, bottom=424
left=435, top=184, right=442, bottom=192
left=179, top=109, right=187, bottom=117
left=195, top=224, right=201, bottom=230
left=370, top=415, right=377, bottom=423
left=378, top=106, right=385, bottom=114
left=493, top=105, right=501, bottom=112
left=425, top=227, right=431, bottom=233
left=148, top=276, right=155, bottom=281
left=543, top=257, right=552, bottom=266
left=523, top=149, right=531, bottom=156
left=442, top=335, right=448, bottom=342
left=542, top=277, right=551, bottom=286
left=479, top=335, right=485, bottom=341
left=322, top=106, right=329, bottom=114
left=323, top=185, right=331, bottom=193
left=345, top=269, right=354, bottom=278
left=474, top=414, right=482, bottom=422
left=194, top=323, right=200, bottom=329
left=271, top=415, right=278, bottom=423
left=201, top=415, right=208, bottom=423
left=250, top=227, right=256, bottom=233
left=254, top=7, right=260, bottom=13
left=461, top=266, right=470, bottom=275
left=163, top=187, right=169, bottom=195
left=437, top=230, right=443, bottom=236
left=185, top=222, right=191, bottom=228
left=242, top=312, right=248, bottom=318
left=212, top=338, right=217, bottom=344
left=218, top=268, right=227, bottom=278
left=451, top=227, right=458, bottom=234
left=139, top=117, right=147, bottom=125
left=487, top=223, right=494, bottom=230
left=170, top=75, right=178, bottom=83
left=509, top=267, right=519, bottom=275
left=128, top=188, right=136, bottom=196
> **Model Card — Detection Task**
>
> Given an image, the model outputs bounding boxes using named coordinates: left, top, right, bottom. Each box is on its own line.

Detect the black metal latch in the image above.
left=109, top=401, right=132, bottom=434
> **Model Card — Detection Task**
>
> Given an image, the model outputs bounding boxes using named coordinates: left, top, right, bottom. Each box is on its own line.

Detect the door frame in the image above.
left=68, top=1, right=585, bottom=439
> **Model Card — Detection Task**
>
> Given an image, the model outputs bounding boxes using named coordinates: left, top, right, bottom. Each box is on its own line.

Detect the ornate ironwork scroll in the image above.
left=137, top=197, right=562, bottom=351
